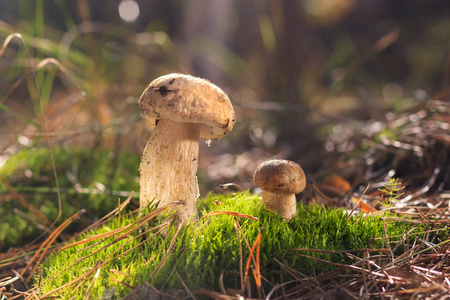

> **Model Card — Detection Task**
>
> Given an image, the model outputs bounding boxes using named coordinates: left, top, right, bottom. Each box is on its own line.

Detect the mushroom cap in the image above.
left=139, top=73, right=235, bottom=139
left=253, top=160, right=306, bottom=194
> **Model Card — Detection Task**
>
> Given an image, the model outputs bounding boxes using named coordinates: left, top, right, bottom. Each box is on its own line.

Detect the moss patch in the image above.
left=38, top=191, right=424, bottom=299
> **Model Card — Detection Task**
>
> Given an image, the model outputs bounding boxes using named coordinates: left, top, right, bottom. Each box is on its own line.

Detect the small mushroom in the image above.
left=139, top=73, right=235, bottom=224
left=253, top=159, right=306, bottom=219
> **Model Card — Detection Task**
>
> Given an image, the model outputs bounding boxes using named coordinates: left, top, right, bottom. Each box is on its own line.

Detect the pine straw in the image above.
left=346, top=100, right=449, bottom=208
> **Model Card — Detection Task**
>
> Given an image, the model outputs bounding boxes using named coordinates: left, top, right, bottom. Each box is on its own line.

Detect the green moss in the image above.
left=38, top=192, right=425, bottom=299
left=0, top=146, right=140, bottom=249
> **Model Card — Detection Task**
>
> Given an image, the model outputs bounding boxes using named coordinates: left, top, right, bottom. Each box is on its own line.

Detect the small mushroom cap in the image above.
left=139, top=73, right=235, bottom=139
left=253, top=160, right=306, bottom=194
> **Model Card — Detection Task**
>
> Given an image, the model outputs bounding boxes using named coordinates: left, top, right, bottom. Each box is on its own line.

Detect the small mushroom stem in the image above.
left=140, top=118, right=200, bottom=224
left=261, top=191, right=296, bottom=219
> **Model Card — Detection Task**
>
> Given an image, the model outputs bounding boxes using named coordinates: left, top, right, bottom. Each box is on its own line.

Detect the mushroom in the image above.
left=253, top=159, right=306, bottom=219
left=139, top=73, right=235, bottom=224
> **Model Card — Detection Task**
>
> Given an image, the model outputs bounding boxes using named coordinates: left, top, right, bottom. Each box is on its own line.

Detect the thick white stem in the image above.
left=261, top=191, right=296, bottom=219
left=140, top=119, right=200, bottom=224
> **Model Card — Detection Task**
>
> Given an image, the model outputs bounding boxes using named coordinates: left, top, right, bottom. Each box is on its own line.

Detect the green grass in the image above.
left=0, top=146, right=140, bottom=249
left=38, top=191, right=425, bottom=299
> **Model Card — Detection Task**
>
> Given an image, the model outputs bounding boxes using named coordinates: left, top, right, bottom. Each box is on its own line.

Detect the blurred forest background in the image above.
left=1, top=0, right=450, bottom=248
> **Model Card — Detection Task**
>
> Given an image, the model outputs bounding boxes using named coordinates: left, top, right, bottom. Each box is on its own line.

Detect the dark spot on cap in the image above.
left=277, top=183, right=285, bottom=187
left=169, top=79, right=175, bottom=85
left=156, top=86, right=170, bottom=95
left=154, top=86, right=179, bottom=96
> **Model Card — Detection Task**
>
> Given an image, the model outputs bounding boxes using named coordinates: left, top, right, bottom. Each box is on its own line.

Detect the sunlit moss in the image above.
left=38, top=191, right=423, bottom=299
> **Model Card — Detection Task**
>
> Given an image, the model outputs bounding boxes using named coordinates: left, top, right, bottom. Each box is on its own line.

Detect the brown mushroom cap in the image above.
left=253, top=160, right=306, bottom=194
left=139, top=73, right=235, bottom=139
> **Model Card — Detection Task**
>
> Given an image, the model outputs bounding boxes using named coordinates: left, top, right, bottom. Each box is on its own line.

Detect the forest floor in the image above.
left=0, top=99, right=449, bottom=299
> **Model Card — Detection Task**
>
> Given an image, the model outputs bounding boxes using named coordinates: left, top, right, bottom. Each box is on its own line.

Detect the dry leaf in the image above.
left=352, top=197, right=377, bottom=213
left=322, top=174, right=351, bottom=194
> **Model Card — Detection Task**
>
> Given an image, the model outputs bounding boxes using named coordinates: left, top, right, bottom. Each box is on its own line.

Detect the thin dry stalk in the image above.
left=176, top=272, right=197, bottom=300
left=293, top=253, right=403, bottom=280
left=202, top=210, right=259, bottom=220
left=218, top=270, right=227, bottom=294
left=22, top=209, right=85, bottom=282
left=0, top=276, right=20, bottom=288
left=109, top=269, right=130, bottom=277
left=234, top=217, right=244, bottom=292
left=149, top=221, right=183, bottom=276
left=110, top=278, right=138, bottom=290
left=288, top=248, right=389, bottom=254
left=243, top=228, right=263, bottom=296
left=83, top=260, right=102, bottom=300
left=142, top=281, right=180, bottom=300
left=195, top=288, right=237, bottom=300
left=416, top=208, right=441, bottom=230
left=234, top=216, right=258, bottom=267
left=360, top=255, right=369, bottom=299
left=382, top=219, right=395, bottom=262
left=254, top=228, right=263, bottom=299
left=0, top=33, right=23, bottom=57
left=78, top=207, right=163, bottom=256
left=347, top=183, right=370, bottom=219
left=0, top=175, right=53, bottom=227
left=2, top=55, right=85, bottom=104
left=118, top=198, right=121, bottom=228
left=102, top=222, right=169, bottom=266
left=82, top=192, right=133, bottom=233
left=40, top=205, right=176, bottom=286
left=40, top=260, right=101, bottom=298
left=60, top=199, right=178, bottom=251
left=365, top=252, right=385, bottom=300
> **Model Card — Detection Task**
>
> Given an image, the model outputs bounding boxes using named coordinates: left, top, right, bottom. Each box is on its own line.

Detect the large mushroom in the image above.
left=253, top=159, right=306, bottom=219
left=139, top=73, right=235, bottom=224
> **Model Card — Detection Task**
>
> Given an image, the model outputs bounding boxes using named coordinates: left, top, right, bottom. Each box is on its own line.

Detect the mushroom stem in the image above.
left=140, top=118, right=200, bottom=224
left=261, top=191, right=296, bottom=219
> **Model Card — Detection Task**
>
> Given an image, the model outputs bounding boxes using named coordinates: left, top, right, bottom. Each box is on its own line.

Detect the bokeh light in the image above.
left=118, top=0, right=140, bottom=23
